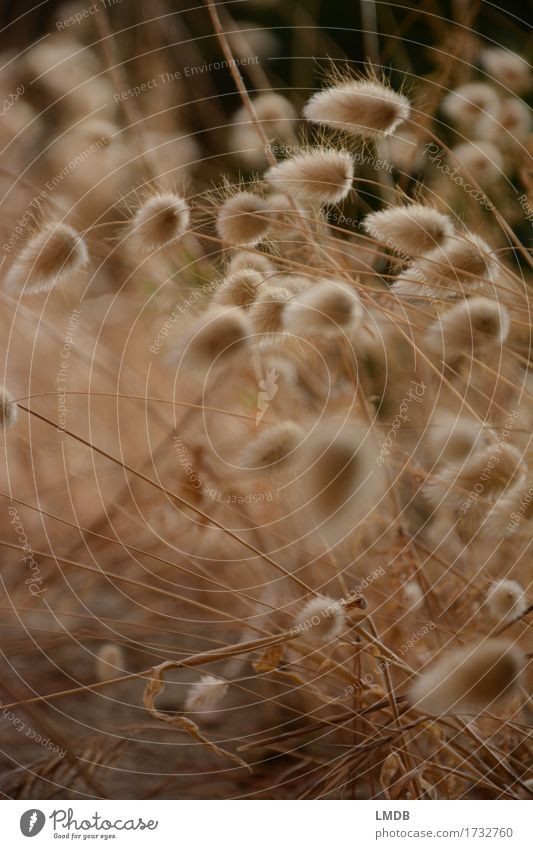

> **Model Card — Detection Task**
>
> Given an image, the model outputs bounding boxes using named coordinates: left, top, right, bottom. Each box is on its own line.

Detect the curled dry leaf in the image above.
left=143, top=661, right=250, bottom=771
left=253, top=643, right=286, bottom=673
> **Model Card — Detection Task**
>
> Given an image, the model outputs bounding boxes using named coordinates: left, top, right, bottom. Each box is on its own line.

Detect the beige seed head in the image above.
left=0, top=386, right=18, bottom=430
left=265, top=193, right=293, bottom=223
left=502, top=481, right=533, bottom=531
left=25, top=36, right=100, bottom=94
left=483, top=443, right=527, bottom=495
left=409, top=639, right=525, bottom=715
left=143, top=130, right=200, bottom=180
left=424, top=441, right=526, bottom=512
left=233, top=92, right=297, bottom=136
left=254, top=349, right=298, bottom=392
left=283, top=281, right=362, bottom=337
left=186, top=307, right=252, bottom=365
left=430, top=233, right=498, bottom=282
left=450, top=141, right=504, bottom=186
left=184, top=674, right=228, bottom=712
left=480, top=48, right=531, bottom=94
left=7, top=222, right=89, bottom=295
left=130, top=193, right=190, bottom=254
left=497, top=98, right=531, bottom=140
left=404, top=581, right=424, bottom=610
left=293, top=595, right=345, bottom=644
left=481, top=490, right=530, bottom=541
left=213, top=269, right=263, bottom=309
left=75, top=118, right=117, bottom=148
left=479, top=98, right=532, bottom=147
left=427, top=414, right=485, bottom=464
left=302, top=424, right=375, bottom=523
left=486, top=580, right=527, bottom=623
left=216, top=192, right=274, bottom=247
left=303, top=79, right=410, bottom=139
left=394, top=233, right=498, bottom=299
left=384, top=128, right=424, bottom=172
left=228, top=124, right=268, bottom=168
left=225, top=250, right=275, bottom=276
left=249, top=284, right=293, bottom=334
left=95, top=643, right=125, bottom=683
left=441, top=82, right=499, bottom=129
left=363, top=204, right=454, bottom=256
left=240, top=421, right=305, bottom=471
left=424, top=296, right=510, bottom=363
left=233, top=23, right=280, bottom=57
left=277, top=274, right=314, bottom=295
left=265, top=149, right=354, bottom=204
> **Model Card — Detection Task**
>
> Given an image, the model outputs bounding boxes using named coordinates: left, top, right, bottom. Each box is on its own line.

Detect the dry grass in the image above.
left=0, top=0, right=531, bottom=800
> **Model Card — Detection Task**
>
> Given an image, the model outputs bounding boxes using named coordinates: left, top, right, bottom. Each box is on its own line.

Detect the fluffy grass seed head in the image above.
left=424, top=296, right=510, bottom=363
left=293, top=595, right=345, bottom=644
left=480, top=48, right=531, bottom=94
left=129, top=193, right=190, bottom=254
left=497, top=98, right=532, bottom=141
left=228, top=92, right=295, bottom=165
left=424, top=441, right=526, bottom=513
left=404, top=581, right=424, bottom=610
left=216, top=192, right=274, bottom=247
left=303, top=78, right=410, bottom=139
left=393, top=233, right=498, bottom=299
left=441, top=82, right=500, bottom=128
left=265, top=149, right=354, bottom=204
left=283, top=281, right=362, bottom=337
left=249, top=283, right=293, bottom=334
left=481, top=443, right=527, bottom=496
left=234, top=23, right=280, bottom=58
left=301, top=424, right=376, bottom=525
left=486, top=579, right=527, bottom=623
left=479, top=98, right=532, bottom=148
left=24, top=36, right=100, bottom=95
left=226, top=250, right=275, bottom=276
left=384, top=128, right=424, bottom=172
left=0, top=386, right=18, bottom=430
left=233, top=92, right=297, bottom=136
left=75, top=118, right=117, bottom=148
left=213, top=269, right=263, bottom=309
left=278, top=274, right=314, bottom=295
left=450, top=141, right=504, bottom=186
left=185, top=306, right=252, bottom=366
left=432, top=233, right=498, bottom=282
left=95, top=643, right=125, bottom=683
left=409, top=639, right=525, bottom=715
left=184, top=674, right=228, bottom=712
left=228, top=123, right=267, bottom=168
left=255, top=348, right=298, bottom=393
left=363, top=203, right=454, bottom=256
left=240, top=421, right=305, bottom=471
left=264, top=192, right=294, bottom=224
left=7, top=222, right=89, bottom=295
left=427, top=414, right=485, bottom=464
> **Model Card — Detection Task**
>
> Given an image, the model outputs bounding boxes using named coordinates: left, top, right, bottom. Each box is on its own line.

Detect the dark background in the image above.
left=1, top=0, right=531, bottom=64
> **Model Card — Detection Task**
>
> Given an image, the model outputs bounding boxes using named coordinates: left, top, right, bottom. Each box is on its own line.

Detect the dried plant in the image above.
left=0, top=0, right=531, bottom=804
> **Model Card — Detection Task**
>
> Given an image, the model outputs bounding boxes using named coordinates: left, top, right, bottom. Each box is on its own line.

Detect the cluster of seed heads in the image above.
left=2, top=39, right=531, bottom=799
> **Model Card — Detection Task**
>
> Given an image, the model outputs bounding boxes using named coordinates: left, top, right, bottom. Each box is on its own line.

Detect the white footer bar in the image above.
left=3, top=799, right=532, bottom=848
